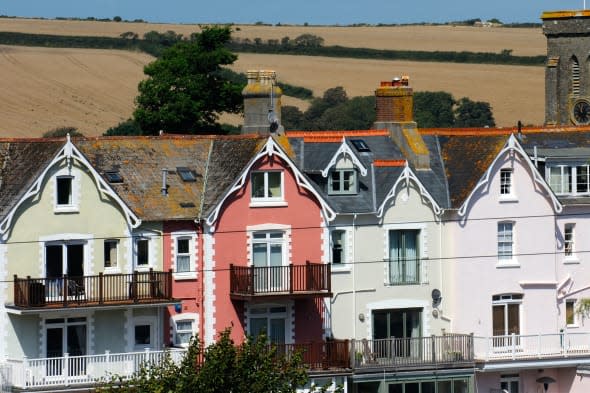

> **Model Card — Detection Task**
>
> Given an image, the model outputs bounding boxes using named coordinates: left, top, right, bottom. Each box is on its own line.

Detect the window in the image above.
left=104, top=171, right=123, bottom=183
left=500, top=374, right=520, bottom=393
left=251, top=171, right=283, bottom=200
left=373, top=308, right=422, bottom=358
left=170, top=313, right=198, bottom=347
left=331, top=230, right=346, bottom=265
left=248, top=305, right=287, bottom=344
left=177, top=167, right=196, bottom=182
left=500, top=169, right=512, bottom=196
left=103, top=239, right=118, bottom=268
left=566, top=299, right=577, bottom=326
left=492, top=294, right=522, bottom=347
left=572, top=56, right=581, bottom=96
left=135, top=238, right=149, bottom=268
left=176, top=237, right=191, bottom=273
left=350, top=139, right=370, bottom=152
left=546, top=164, right=590, bottom=195
left=388, top=230, right=420, bottom=285
left=45, top=317, right=87, bottom=376
left=56, top=176, right=73, bottom=206
left=134, top=317, right=157, bottom=350
left=565, top=224, right=575, bottom=258
left=135, top=325, right=151, bottom=346
left=328, top=169, right=357, bottom=195
left=497, top=222, right=514, bottom=262
left=252, top=232, right=284, bottom=291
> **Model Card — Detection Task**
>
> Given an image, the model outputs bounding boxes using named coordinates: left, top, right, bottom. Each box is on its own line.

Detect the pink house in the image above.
left=204, top=137, right=335, bottom=345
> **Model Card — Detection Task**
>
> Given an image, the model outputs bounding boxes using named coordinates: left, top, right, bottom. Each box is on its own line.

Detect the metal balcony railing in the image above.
left=229, top=262, right=331, bottom=299
left=12, top=269, right=174, bottom=309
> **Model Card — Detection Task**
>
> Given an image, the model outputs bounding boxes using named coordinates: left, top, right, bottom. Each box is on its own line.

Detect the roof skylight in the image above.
left=105, top=171, right=123, bottom=183
left=177, top=167, right=196, bottom=182
left=350, top=139, right=371, bottom=152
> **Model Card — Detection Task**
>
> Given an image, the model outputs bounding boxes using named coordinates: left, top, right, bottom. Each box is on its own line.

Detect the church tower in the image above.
left=543, top=10, right=590, bottom=126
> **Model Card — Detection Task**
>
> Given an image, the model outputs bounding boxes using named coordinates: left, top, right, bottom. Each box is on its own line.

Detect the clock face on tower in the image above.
left=572, top=99, right=590, bottom=125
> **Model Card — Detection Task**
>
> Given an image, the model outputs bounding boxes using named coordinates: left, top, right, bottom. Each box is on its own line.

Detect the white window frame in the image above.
left=497, top=222, right=518, bottom=267
left=329, top=228, right=350, bottom=271
left=53, top=168, right=79, bottom=213
left=328, top=169, right=357, bottom=195
left=133, top=316, right=156, bottom=350
left=103, top=239, right=119, bottom=273
left=566, top=299, right=578, bottom=327
left=250, top=171, right=286, bottom=207
left=172, top=232, right=197, bottom=280
left=564, top=223, right=578, bottom=263
left=492, top=294, right=522, bottom=349
left=500, top=374, right=520, bottom=393
left=499, top=168, right=516, bottom=200
left=546, top=163, right=590, bottom=196
left=133, top=235, right=154, bottom=271
left=170, top=313, right=198, bottom=347
left=246, top=303, right=291, bottom=344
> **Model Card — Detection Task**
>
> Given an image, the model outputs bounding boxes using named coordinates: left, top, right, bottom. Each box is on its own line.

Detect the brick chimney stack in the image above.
left=375, top=76, right=414, bottom=122
left=373, top=76, right=430, bottom=169
left=241, top=70, right=283, bottom=135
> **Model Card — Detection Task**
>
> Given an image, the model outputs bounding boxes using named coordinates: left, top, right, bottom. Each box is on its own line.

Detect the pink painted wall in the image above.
left=476, top=369, right=576, bottom=393
left=447, top=151, right=558, bottom=338
left=162, top=220, right=201, bottom=346
left=212, top=154, right=325, bottom=343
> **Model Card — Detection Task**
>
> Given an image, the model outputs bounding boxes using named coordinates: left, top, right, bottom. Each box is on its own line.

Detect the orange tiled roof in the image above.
left=373, top=159, right=406, bottom=167
left=420, top=125, right=590, bottom=136
left=286, top=129, right=389, bottom=138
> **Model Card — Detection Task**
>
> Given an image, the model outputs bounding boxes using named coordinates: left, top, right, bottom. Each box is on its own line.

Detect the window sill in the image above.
left=54, top=206, right=79, bottom=214
left=103, top=267, right=121, bottom=275
left=567, top=324, right=579, bottom=329
left=174, top=272, right=197, bottom=280
left=134, top=265, right=152, bottom=272
left=496, top=260, right=520, bottom=268
left=564, top=257, right=580, bottom=264
left=250, top=200, right=288, bottom=208
left=499, top=195, right=518, bottom=203
left=331, top=265, right=351, bottom=273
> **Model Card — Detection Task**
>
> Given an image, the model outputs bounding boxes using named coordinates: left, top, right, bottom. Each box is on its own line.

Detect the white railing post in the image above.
left=64, top=352, right=69, bottom=386
left=537, top=334, right=541, bottom=358
left=511, top=334, right=516, bottom=360
left=105, top=350, right=111, bottom=377
left=22, top=356, right=28, bottom=389
left=564, top=330, right=569, bottom=357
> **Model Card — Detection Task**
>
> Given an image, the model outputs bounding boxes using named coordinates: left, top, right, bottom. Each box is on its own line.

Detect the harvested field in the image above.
left=0, top=18, right=546, bottom=137
left=232, top=53, right=544, bottom=128
left=0, top=18, right=546, bottom=55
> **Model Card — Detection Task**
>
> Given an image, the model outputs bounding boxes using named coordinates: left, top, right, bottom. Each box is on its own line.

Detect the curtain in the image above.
left=405, top=232, right=418, bottom=282
left=389, top=231, right=401, bottom=283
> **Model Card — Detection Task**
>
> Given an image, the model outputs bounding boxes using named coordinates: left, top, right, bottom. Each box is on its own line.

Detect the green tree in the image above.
left=292, top=33, right=324, bottom=48
left=316, top=96, right=375, bottom=130
left=42, top=126, right=84, bottom=138
left=99, top=330, right=317, bottom=393
left=302, top=86, right=348, bottom=129
left=413, top=91, right=455, bottom=128
left=133, top=26, right=243, bottom=134
left=104, top=119, right=144, bottom=136
left=282, top=105, right=305, bottom=130
left=454, top=97, right=496, bottom=127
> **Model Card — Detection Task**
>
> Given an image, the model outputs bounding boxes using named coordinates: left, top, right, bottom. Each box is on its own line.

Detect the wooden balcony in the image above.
left=276, top=340, right=350, bottom=370
left=229, top=262, right=332, bottom=300
left=11, top=269, right=175, bottom=310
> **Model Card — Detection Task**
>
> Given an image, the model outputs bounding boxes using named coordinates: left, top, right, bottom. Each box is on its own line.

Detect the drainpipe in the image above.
left=352, top=214, right=357, bottom=339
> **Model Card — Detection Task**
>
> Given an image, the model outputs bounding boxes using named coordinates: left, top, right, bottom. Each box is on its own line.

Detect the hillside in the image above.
left=0, top=18, right=547, bottom=136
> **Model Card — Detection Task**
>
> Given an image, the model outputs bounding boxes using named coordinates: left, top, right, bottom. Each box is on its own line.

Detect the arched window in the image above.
left=571, top=56, right=580, bottom=96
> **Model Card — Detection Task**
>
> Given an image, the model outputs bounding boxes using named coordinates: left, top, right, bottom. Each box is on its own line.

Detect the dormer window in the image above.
left=329, top=169, right=357, bottom=195
left=547, top=164, right=590, bottom=195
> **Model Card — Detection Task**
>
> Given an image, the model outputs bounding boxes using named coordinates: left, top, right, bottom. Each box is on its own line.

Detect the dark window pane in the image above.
left=135, top=325, right=150, bottom=345
left=57, top=177, right=72, bottom=205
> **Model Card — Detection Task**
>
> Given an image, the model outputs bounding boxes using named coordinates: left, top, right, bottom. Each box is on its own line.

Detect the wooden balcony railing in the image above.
left=229, top=262, right=331, bottom=299
left=276, top=340, right=350, bottom=370
left=352, top=334, right=474, bottom=369
left=12, top=269, right=174, bottom=309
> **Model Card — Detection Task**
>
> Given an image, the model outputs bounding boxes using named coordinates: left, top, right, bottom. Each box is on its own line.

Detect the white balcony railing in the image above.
left=2, top=348, right=186, bottom=390
left=474, top=332, right=590, bottom=361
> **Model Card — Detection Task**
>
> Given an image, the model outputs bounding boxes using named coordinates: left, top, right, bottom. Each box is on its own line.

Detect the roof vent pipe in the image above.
left=161, top=169, right=168, bottom=196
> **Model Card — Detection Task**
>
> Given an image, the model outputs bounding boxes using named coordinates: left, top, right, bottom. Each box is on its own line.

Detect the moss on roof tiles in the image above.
left=439, top=135, right=507, bottom=208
